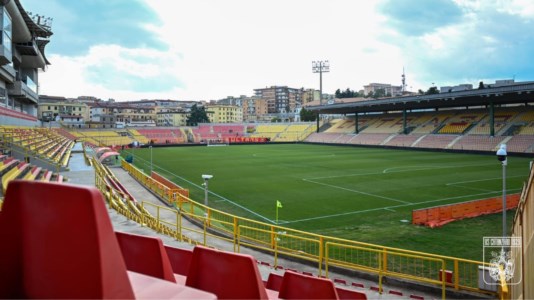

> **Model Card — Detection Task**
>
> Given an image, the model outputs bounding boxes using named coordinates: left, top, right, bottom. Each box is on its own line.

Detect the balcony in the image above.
left=15, top=41, right=46, bottom=69
left=7, top=76, right=38, bottom=104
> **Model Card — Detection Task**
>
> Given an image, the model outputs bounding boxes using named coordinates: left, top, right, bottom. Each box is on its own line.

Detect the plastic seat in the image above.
left=186, top=245, right=269, bottom=299
left=164, top=245, right=193, bottom=276
left=336, top=287, right=368, bottom=299
left=0, top=180, right=216, bottom=299
left=115, top=232, right=176, bottom=282
left=278, top=270, right=339, bottom=299
left=266, top=272, right=284, bottom=291
left=0, top=180, right=135, bottom=299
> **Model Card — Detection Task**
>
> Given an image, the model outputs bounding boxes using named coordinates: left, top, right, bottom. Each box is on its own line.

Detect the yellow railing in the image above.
left=93, top=158, right=504, bottom=298
left=325, top=242, right=446, bottom=299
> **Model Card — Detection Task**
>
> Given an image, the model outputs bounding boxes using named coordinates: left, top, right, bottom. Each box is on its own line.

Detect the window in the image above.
left=1, top=8, right=12, bottom=53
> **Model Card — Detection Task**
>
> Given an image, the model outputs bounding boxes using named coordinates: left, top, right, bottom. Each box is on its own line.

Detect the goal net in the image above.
left=207, top=139, right=229, bottom=146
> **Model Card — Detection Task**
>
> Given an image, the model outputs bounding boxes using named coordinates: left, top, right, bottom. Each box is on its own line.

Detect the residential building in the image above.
left=253, top=86, right=303, bottom=115
left=38, top=97, right=90, bottom=122
left=0, top=0, right=53, bottom=126
left=156, top=111, right=189, bottom=127
left=363, top=83, right=402, bottom=97
left=205, top=104, right=243, bottom=123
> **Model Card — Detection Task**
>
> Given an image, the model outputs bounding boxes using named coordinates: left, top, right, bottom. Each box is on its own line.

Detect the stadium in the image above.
left=0, top=0, right=533, bottom=299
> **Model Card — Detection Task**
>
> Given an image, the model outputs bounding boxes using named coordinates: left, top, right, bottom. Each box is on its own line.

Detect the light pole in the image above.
left=312, top=60, right=330, bottom=105
left=496, top=144, right=507, bottom=238
left=202, top=174, right=213, bottom=215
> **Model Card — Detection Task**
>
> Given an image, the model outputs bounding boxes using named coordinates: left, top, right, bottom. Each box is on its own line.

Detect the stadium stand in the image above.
left=411, top=112, right=454, bottom=134
left=305, top=132, right=344, bottom=143
left=449, top=135, right=506, bottom=151
left=437, top=111, right=485, bottom=134
left=275, top=123, right=315, bottom=142
left=347, top=133, right=391, bottom=145
left=384, top=134, right=424, bottom=147
left=361, top=116, right=403, bottom=134
left=250, top=123, right=290, bottom=141
left=137, top=128, right=185, bottom=144
left=325, top=119, right=355, bottom=133
left=413, top=134, right=459, bottom=149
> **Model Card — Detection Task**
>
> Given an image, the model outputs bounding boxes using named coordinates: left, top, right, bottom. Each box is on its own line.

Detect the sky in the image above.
left=20, top=0, right=534, bottom=101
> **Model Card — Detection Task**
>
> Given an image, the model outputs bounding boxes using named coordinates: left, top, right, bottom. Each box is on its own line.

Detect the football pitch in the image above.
left=124, top=144, right=532, bottom=260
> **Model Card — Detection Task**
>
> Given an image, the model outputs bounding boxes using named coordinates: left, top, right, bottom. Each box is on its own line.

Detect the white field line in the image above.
left=124, top=152, right=276, bottom=224
left=282, top=188, right=521, bottom=224
left=445, top=175, right=525, bottom=193
left=302, top=178, right=411, bottom=205
left=305, top=162, right=496, bottom=181
left=446, top=175, right=525, bottom=186
left=382, top=163, right=496, bottom=174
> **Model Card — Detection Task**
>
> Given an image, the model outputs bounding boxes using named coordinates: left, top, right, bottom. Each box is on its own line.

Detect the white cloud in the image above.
left=39, top=44, right=185, bottom=101
left=138, top=0, right=408, bottom=98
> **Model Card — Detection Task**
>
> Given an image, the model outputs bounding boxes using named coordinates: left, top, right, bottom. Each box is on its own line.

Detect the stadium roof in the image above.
left=306, top=83, right=534, bottom=114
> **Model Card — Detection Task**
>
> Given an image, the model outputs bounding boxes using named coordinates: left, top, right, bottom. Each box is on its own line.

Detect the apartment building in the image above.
left=0, top=0, right=53, bottom=126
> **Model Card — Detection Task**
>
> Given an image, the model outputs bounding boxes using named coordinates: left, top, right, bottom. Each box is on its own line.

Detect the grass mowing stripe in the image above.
left=302, top=178, right=411, bottom=204
left=126, top=151, right=276, bottom=224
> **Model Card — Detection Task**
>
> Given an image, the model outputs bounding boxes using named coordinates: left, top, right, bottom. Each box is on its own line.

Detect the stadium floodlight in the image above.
left=496, top=144, right=507, bottom=239
left=312, top=60, right=330, bottom=105
left=202, top=175, right=213, bottom=216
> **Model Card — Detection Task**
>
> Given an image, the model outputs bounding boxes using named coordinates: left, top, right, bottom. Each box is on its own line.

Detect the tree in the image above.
left=425, top=87, right=440, bottom=95
left=335, top=88, right=360, bottom=98
left=418, top=89, right=425, bottom=95
left=300, top=108, right=317, bottom=121
left=186, top=104, right=210, bottom=126
left=478, top=81, right=485, bottom=89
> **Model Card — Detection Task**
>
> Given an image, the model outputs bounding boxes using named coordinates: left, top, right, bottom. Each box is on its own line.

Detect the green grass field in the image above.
left=123, top=144, right=531, bottom=260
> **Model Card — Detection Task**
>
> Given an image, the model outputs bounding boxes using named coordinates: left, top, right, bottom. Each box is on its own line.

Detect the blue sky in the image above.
left=20, top=0, right=534, bottom=101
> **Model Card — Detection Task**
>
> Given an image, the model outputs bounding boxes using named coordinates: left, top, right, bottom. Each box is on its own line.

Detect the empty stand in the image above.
left=0, top=180, right=215, bottom=299
left=278, top=271, right=339, bottom=299
left=413, top=134, right=459, bottom=149
left=185, top=245, right=269, bottom=299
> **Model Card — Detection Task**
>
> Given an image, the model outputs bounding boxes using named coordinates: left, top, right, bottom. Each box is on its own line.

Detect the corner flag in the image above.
left=276, top=200, right=283, bottom=224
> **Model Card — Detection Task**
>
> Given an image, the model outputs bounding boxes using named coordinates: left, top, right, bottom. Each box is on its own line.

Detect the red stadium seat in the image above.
left=164, top=245, right=193, bottom=283
left=278, top=270, right=339, bottom=299
left=115, top=231, right=176, bottom=283
left=336, top=287, right=368, bottom=299
left=0, top=180, right=215, bottom=299
left=186, top=245, right=269, bottom=299
left=266, top=272, right=284, bottom=291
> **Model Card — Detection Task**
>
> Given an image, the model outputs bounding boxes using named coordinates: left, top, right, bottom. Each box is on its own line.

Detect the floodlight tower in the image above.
left=312, top=60, right=330, bottom=105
